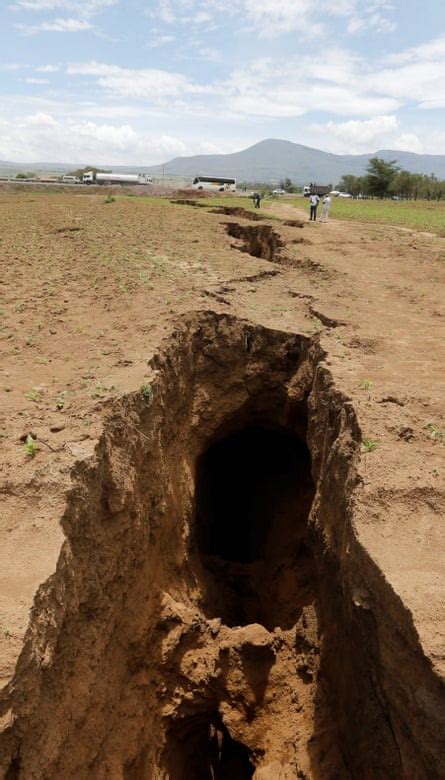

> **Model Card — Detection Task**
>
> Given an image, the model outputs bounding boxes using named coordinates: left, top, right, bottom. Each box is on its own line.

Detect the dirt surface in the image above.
left=0, top=192, right=444, bottom=777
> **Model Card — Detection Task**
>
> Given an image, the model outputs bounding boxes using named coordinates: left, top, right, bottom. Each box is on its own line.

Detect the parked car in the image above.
left=272, top=188, right=286, bottom=195
left=338, top=192, right=353, bottom=198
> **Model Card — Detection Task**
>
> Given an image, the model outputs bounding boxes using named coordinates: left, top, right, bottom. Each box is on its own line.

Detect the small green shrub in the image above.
left=24, top=434, right=38, bottom=457
left=140, top=383, right=153, bottom=403
left=362, top=438, right=379, bottom=453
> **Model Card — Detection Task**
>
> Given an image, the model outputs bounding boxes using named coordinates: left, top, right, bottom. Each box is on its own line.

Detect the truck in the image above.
left=83, top=171, right=153, bottom=185
left=303, top=183, right=332, bottom=198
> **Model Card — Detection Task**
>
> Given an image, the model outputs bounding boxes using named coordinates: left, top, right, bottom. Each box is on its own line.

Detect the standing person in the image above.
left=320, top=194, right=331, bottom=222
left=253, top=191, right=261, bottom=208
left=309, top=193, right=319, bottom=220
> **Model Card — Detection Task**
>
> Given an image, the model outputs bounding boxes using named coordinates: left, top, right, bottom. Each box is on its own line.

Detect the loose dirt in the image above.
left=0, top=192, right=444, bottom=778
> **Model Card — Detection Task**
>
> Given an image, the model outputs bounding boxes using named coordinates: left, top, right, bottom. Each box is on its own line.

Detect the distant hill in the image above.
left=2, top=139, right=445, bottom=184
left=145, top=139, right=445, bottom=184
left=0, top=161, right=70, bottom=177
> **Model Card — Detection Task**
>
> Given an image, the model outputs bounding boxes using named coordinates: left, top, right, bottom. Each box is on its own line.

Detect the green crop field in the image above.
left=292, top=197, right=445, bottom=235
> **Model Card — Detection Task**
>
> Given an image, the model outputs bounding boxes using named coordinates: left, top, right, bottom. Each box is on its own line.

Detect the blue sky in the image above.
left=0, top=0, right=445, bottom=164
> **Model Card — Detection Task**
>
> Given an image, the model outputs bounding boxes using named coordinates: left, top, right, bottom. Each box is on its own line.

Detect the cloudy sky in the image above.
left=1, top=0, right=445, bottom=164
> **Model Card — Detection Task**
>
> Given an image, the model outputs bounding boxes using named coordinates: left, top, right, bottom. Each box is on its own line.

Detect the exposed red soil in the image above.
left=0, top=192, right=444, bottom=778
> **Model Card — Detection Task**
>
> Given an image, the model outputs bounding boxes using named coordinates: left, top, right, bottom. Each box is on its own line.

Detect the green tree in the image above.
left=366, top=157, right=399, bottom=198
left=389, top=170, right=413, bottom=199
left=337, top=174, right=365, bottom=197
left=278, top=177, right=298, bottom=192
left=67, top=165, right=109, bottom=178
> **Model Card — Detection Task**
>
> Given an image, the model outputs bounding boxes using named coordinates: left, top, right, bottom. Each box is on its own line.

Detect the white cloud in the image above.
left=25, top=76, right=50, bottom=84
left=36, top=64, right=59, bottom=72
left=12, top=0, right=118, bottom=34
left=0, top=111, right=232, bottom=164
left=243, top=0, right=395, bottom=37
left=385, top=35, right=445, bottom=65
left=12, top=0, right=117, bottom=13
left=242, top=0, right=323, bottom=38
left=303, top=115, right=445, bottom=156
left=221, top=56, right=400, bottom=119
left=392, top=133, right=424, bottom=154
left=308, top=115, right=400, bottom=153
left=64, top=54, right=402, bottom=120
left=147, top=0, right=395, bottom=38
left=365, top=60, right=445, bottom=109
left=23, top=110, right=58, bottom=124
left=146, top=34, right=176, bottom=48
left=67, top=61, right=199, bottom=99
left=18, top=17, right=92, bottom=33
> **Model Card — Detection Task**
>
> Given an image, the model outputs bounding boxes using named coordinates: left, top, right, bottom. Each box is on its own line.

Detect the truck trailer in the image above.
left=303, top=183, right=332, bottom=197
left=83, top=171, right=153, bottom=185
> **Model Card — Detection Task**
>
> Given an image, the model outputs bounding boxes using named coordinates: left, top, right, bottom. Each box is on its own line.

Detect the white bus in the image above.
left=192, top=176, right=236, bottom=192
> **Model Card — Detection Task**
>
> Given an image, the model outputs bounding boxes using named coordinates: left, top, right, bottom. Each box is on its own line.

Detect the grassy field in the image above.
left=290, top=197, right=445, bottom=235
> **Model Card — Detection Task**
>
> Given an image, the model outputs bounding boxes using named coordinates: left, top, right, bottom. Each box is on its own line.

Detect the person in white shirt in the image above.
left=320, top=195, right=331, bottom=222
left=309, top=193, right=319, bottom=220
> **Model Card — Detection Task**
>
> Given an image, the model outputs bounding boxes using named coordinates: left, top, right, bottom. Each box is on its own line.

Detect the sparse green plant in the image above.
left=24, top=434, right=38, bottom=457
left=104, top=194, right=115, bottom=204
left=25, top=389, right=41, bottom=402
left=140, top=383, right=153, bottom=403
left=362, top=439, right=379, bottom=453
left=360, top=379, right=373, bottom=391
left=56, top=394, right=65, bottom=410
left=424, top=423, right=444, bottom=441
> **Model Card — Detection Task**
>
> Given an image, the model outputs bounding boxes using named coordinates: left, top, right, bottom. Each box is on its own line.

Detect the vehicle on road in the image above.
left=272, top=188, right=286, bottom=195
left=192, top=176, right=236, bottom=192
left=303, top=183, right=332, bottom=197
left=62, top=175, right=81, bottom=184
left=83, top=171, right=153, bottom=185
left=338, top=192, right=353, bottom=198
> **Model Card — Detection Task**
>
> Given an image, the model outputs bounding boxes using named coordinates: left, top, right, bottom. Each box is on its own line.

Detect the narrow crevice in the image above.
left=163, top=712, right=255, bottom=779
left=224, top=222, right=285, bottom=261
left=210, top=206, right=263, bottom=220
left=169, top=199, right=207, bottom=207
left=5, top=756, right=21, bottom=780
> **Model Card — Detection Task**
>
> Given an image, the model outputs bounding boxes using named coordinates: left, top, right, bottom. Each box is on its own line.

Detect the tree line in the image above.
left=338, top=157, right=445, bottom=200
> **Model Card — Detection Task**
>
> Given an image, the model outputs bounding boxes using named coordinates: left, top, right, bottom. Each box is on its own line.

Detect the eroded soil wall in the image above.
left=0, top=313, right=443, bottom=778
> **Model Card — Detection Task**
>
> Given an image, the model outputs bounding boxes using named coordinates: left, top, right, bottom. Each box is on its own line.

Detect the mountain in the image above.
left=145, top=139, right=445, bottom=184
left=2, top=139, right=445, bottom=184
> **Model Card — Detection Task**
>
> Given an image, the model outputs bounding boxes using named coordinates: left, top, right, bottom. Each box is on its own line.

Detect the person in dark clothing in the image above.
left=252, top=192, right=261, bottom=208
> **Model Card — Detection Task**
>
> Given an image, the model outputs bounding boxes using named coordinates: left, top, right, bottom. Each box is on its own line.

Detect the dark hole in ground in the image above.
left=169, top=199, right=207, bottom=207
left=195, top=425, right=315, bottom=629
left=224, top=222, right=284, bottom=261
left=5, top=756, right=21, bottom=780
left=209, top=206, right=262, bottom=221
left=164, top=712, right=255, bottom=779
left=54, top=225, right=82, bottom=234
